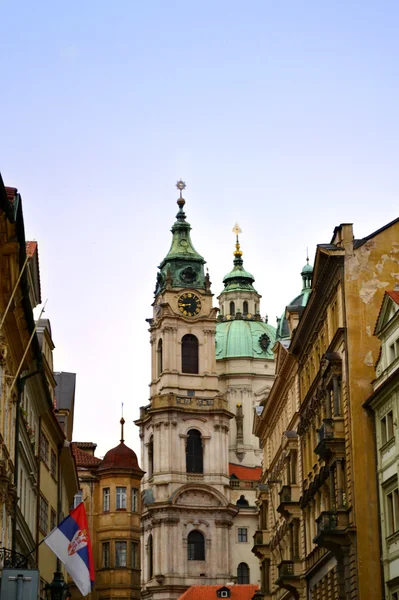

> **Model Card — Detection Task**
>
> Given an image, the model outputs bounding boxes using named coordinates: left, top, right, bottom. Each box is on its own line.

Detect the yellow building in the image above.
left=253, top=218, right=399, bottom=600
left=70, top=420, right=144, bottom=599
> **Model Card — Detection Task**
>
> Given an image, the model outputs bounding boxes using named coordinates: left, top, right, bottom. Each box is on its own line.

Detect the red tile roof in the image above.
left=75, top=442, right=97, bottom=450
left=26, top=241, right=38, bottom=258
left=179, top=585, right=258, bottom=600
left=387, top=290, right=399, bottom=305
left=229, top=463, right=262, bottom=481
left=5, top=186, right=17, bottom=203
left=71, top=442, right=101, bottom=467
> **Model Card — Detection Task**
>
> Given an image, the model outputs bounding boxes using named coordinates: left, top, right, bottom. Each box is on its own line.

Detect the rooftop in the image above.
left=229, top=463, right=262, bottom=481
left=179, top=586, right=258, bottom=600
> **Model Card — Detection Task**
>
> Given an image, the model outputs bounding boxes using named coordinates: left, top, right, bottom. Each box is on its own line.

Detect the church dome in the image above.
left=216, top=319, right=277, bottom=360
left=98, top=418, right=142, bottom=472
left=276, top=258, right=313, bottom=340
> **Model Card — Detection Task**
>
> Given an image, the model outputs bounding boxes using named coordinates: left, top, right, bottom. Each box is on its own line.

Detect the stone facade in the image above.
left=365, top=290, right=399, bottom=598
left=253, top=218, right=399, bottom=600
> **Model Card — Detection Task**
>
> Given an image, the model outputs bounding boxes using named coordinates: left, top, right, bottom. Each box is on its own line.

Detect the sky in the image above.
left=1, top=1, right=398, bottom=460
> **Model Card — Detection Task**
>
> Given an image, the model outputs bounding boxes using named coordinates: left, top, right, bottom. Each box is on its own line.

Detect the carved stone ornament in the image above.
left=259, top=333, right=270, bottom=352
left=180, top=266, right=197, bottom=284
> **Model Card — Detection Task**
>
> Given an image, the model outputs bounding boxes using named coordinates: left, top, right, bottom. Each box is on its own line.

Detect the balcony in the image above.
left=315, top=418, right=345, bottom=462
left=275, top=559, right=304, bottom=597
left=277, top=485, right=301, bottom=519
left=313, top=510, right=351, bottom=554
left=252, top=530, right=271, bottom=560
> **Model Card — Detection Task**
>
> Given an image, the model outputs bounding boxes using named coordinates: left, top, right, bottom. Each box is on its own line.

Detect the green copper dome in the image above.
left=220, top=237, right=258, bottom=294
left=276, top=259, right=313, bottom=340
left=216, top=319, right=277, bottom=360
left=154, top=183, right=208, bottom=296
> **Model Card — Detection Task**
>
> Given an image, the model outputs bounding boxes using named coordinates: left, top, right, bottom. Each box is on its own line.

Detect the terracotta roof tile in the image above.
left=5, top=186, right=17, bottom=203
left=75, top=442, right=97, bottom=450
left=71, top=442, right=101, bottom=467
left=179, top=585, right=258, bottom=600
left=26, top=241, right=38, bottom=258
left=229, top=463, right=262, bottom=481
left=387, top=290, right=399, bottom=305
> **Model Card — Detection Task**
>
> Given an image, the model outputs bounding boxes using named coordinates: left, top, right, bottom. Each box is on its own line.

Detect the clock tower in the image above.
left=136, top=183, right=237, bottom=600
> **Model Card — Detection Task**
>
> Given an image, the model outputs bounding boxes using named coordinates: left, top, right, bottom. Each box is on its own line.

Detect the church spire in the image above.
left=220, top=225, right=257, bottom=294
left=154, top=182, right=207, bottom=296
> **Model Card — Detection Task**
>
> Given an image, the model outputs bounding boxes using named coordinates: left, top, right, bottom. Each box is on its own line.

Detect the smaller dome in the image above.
left=301, top=262, right=313, bottom=274
left=98, top=442, right=140, bottom=471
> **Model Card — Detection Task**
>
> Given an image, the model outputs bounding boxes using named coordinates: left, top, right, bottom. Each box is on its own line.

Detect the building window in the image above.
left=132, top=488, right=138, bottom=512
left=230, top=301, right=235, bottom=316
left=102, top=541, right=110, bottom=568
left=50, top=508, right=56, bottom=532
left=148, top=436, right=154, bottom=478
left=115, top=541, right=127, bottom=567
left=132, top=541, right=139, bottom=568
left=50, top=449, right=57, bottom=479
left=237, top=562, right=250, bottom=584
left=243, top=301, right=248, bottom=314
left=237, top=527, right=248, bottom=542
left=39, top=496, right=48, bottom=534
left=181, top=334, right=199, bottom=374
left=73, top=490, right=83, bottom=508
left=187, top=530, right=205, bottom=560
left=387, top=488, right=399, bottom=536
left=157, top=339, right=163, bottom=376
left=381, top=411, right=395, bottom=446
left=186, top=429, right=203, bottom=473
left=116, top=487, right=127, bottom=510
left=40, top=433, right=49, bottom=466
left=103, top=487, right=110, bottom=512
left=148, top=534, right=153, bottom=579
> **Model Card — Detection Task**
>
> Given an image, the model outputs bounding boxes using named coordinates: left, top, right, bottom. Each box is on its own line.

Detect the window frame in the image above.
left=40, top=433, right=49, bottom=466
left=115, top=540, right=127, bottom=568
left=131, top=541, right=139, bottom=569
left=237, top=562, right=250, bottom=584
left=50, top=449, right=57, bottom=479
left=116, top=486, right=127, bottom=510
left=39, top=495, right=49, bottom=535
left=102, top=541, right=110, bottom=568
left=237, top=527, right=248, bottom=543
left=103, top=487, right=110, bottom=512
left=187, top=530, right=205, bottom=561
left=132, top=488, right=138, bottom=512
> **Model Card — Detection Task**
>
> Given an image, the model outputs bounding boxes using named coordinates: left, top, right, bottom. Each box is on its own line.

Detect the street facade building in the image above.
left=135, top=184, right=276, bottom=600
left=253, top=218, right=399, bottom=600
left=0, top=176, right=78, bottom=595
left=365, top=289, right=399, bottom=599
left=70, top=422, right=144, bottom=600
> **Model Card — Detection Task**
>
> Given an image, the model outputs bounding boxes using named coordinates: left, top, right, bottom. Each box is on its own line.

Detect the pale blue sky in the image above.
left=1, top=1, right=398, bottom=459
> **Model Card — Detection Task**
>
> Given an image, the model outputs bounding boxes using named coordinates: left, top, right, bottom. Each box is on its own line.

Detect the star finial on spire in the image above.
left=176, top=180, right=186, bottom=198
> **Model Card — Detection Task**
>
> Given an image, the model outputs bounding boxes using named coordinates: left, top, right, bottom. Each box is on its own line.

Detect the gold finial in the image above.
left=120, top=402, right=125, bottom=443
left=232, top=222, right=243, bottom=258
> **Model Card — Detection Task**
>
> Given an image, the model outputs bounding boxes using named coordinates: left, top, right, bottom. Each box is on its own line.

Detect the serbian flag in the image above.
left=44, top=503, right=95, bottom=596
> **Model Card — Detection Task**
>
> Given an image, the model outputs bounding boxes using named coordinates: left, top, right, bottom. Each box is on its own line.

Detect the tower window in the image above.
left=186, top=429, right=203, bottom=473
left=148, top=534, right=153, bottom=579
left=157, top=339, right=163, bottom=375
left=243, top=301, right=248, bottom=314
left=230, top=301, right=235, bottom=316
left=182, top=334, right=199, bottom=374
left=237, top=562, right=250, bottom=584
left=148, top=436, right=154, bottom=478
left=187, top=530, right=205, bottom=560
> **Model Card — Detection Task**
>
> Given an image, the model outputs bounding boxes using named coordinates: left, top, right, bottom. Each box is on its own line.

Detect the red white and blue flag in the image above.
left=44, top=503, right=95, bottom=596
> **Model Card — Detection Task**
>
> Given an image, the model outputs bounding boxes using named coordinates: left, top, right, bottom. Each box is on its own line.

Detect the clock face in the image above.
left=178, top=292, right=202, bottom=317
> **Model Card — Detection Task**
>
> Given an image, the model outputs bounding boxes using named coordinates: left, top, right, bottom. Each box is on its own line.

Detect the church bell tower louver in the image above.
left=136, top=183, right=238, bottom=600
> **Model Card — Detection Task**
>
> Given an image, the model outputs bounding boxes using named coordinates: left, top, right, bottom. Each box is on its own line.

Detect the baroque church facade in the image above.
left=135, top=182, right=276, bottom=600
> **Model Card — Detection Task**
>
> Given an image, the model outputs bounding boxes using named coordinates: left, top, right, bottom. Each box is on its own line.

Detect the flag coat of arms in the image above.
left=44, top=503, right=95, bottom=596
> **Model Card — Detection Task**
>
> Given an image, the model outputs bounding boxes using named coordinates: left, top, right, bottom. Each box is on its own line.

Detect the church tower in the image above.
left=136, top=183, right=238, bottom=600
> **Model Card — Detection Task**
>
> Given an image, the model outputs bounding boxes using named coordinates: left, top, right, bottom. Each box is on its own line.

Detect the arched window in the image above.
left=237, top=562, right=250, bottom=584
left=157, top=339, right=163, bottom=375
left=181, top=334, right=199, bottom=374
left=148, top=436, right=154, bottom=478
left=230, top=301, right=235, bottom=316
left=187, top=530, right=205, bottom=560
left=148, top=534, right=153, bottom=579
left=186, top=429, right=203, bottom=473
left=243, top=301, right=248, bottom=314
